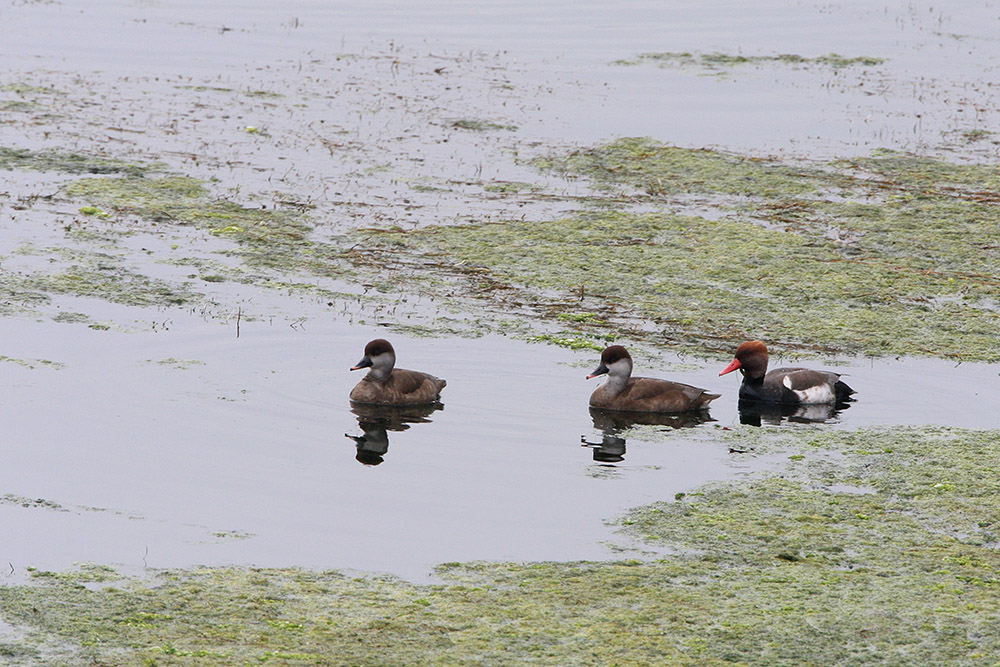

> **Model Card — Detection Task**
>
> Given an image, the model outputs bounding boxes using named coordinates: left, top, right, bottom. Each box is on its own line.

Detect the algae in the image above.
left=2, top=427, right=999, bottom=665
left=0, top=147, right=147, bottom=176
left=532, top=136, right=838, bottom=197
left=0, top=355, right=64, bottom=370
left=451, top=119, right=518, bottom=132
left=0, top=83, right=63, bottom=96
left=527, top=333, right=606, bottom=351
left=149, top=358, right=206, bottom=369
left=0, top=168, right=366, bottom=322
left=51, top=312, right=91, bottom=324
left=62, top=175, right=337, bottom=279
left=25, top=262, right=198, bottom=308
left=483, top=181, right=539, bottom=194
left=353, top=138, right=1000, bottom=361
left=616, top=51, right=886, bottom=71
left=77, top=206, right=107, bottom=217
left=958, top=129, right=994, bottom=144
left=1, top=495, right=68, bottom=512
left=0, top=101, right=39, bottom=113
left=1, top=241, right=202, bottom=314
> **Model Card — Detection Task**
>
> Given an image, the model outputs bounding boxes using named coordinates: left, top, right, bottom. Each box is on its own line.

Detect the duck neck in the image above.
left=366, top=356, right=395, bottom=383
left=603, top=359, right=632, bottom=395
left=604, top=373, right=629, bottom=395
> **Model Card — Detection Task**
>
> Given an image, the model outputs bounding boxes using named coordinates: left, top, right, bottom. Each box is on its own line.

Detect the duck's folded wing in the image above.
left=389, top=369, right=445, bottom=400
left=775, top=368, right=839, bottom=403
left=621, top=377, right=716, bottom=411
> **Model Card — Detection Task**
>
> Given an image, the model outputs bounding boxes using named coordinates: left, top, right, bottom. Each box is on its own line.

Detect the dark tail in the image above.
left=835, top=380, right=855, bottom=403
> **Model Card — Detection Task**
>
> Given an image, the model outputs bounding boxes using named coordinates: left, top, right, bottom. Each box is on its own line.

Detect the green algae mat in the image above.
left=3, top=138, right=999, bottom=360
left=354, top=139, right=1000, bottom=360
left=2, top=426, right=998, bottom=666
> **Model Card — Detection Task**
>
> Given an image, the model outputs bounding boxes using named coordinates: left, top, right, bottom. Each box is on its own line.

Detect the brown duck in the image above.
left=349, top=339, right=446, bottom=405
left=587, top=345, right=720, bottom=413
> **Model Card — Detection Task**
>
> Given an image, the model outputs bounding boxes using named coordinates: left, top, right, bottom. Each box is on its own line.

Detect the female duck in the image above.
left=587, top=345, right=720, bottom=413
left=719, top=340, right=854, bottom=404
left=349, top=339, right=446, bottom=405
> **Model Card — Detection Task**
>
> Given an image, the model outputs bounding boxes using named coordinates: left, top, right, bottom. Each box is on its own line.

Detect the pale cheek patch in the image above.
left=782, top=375, right=835, bottom=404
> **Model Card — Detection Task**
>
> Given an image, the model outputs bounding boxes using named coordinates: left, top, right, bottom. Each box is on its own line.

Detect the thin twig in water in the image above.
left=236, top=307, right=242, bottom=338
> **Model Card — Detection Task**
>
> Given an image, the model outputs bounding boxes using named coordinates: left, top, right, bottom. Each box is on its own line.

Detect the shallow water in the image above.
left=5, top=0, right=1000, bottom=158
left=1, top=314, right=997, bottom=581
left=0, top=317, right=728, bottom=581
left=2, top=0, right=1000, bottom=582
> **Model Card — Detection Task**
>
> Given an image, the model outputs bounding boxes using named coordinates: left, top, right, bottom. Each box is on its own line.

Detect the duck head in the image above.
left=351, top=338, right=396, bottom=381
left=587, top=345, right=633, bottom=381
left=719, top=340, right=769, bottom=381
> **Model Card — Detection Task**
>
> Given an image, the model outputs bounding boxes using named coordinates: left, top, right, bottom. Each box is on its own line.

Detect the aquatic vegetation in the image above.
left=5, top=140, right=995, bottom=358
left=1, top=427, right=998, bottom=665
left=527, top=333, right=606, bottom=351
left=0, top=355, right=65, bottom=369
left=63, top=175, right=321, bottom=274
left=24, top=261, right=199, bottom=308
left=1, top=495, right=67, bottom=512
left=556, top=312, right=605, bottom=324
left=149, top=358, right=206, bottom=369
left=0, top=147, right=147, bottom=176
left=52, top=312, right=91, bottom=324
left=0, top=100, right=40, bottom=113
left=483, top=180, right=539, bottom=194
left=174, top=85, right=235, bottom=93
left=353, top=138, right=1000, bottom=360
left=957, top=128, right=995, bottom=143
left=616, top=51, right=886, bottom=70
left=1, top=83, right=64, bottom=96
left=532, top=136, right=838, bottom=197
left=451, top=118, right=518, bottom=132
left=77, top=205, right=108, bottom=218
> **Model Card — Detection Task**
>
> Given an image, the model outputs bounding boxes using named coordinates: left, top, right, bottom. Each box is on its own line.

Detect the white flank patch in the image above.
left=782, top=375, right=835, bottom=404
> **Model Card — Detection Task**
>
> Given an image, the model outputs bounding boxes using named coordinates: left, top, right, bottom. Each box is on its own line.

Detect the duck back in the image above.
left=350, top=368, right=447, bottom=405
left=741, top=367, right=853, bottom=405
left=590, top=376, right=720, bottom=413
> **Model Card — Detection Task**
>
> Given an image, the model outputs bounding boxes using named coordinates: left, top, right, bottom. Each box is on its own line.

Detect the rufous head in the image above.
left=719, top=340, right=769, bottom=379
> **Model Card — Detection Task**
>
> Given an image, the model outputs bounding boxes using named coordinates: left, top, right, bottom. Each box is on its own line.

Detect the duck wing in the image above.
left=386, top=368, right=446, bottom=403
left=768, top=367, right=842, bottom=404
left=616, top=377, right=720, bottom=412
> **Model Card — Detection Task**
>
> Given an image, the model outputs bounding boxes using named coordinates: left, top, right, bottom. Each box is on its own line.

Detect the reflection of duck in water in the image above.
left=587, top=345, right=720, bottom=413
left=736, top=399, right=848, bottom=427
left=582, top=406, right=714, bottom=464
left=345, top=402, right=443, bottom=466
left=350, top=339, right=446, bottom=405
left=581, top=431, right=627, bottom=463
left=590, top=406, right=715, bottom=431
left=719, top=340, right=854, bottom=406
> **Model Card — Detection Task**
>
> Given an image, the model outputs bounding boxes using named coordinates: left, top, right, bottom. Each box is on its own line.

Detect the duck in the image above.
left=719, top=340, right=854, bottom=405
left=587, top=345, right=721, bottom=413
left=349, top=339, right=446, bottom=405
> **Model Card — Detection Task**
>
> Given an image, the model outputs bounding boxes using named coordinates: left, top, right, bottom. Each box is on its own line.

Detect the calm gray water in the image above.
left=1, top=315, right=996, bottom=581
left=5, top=0, right=1000, bottom=155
